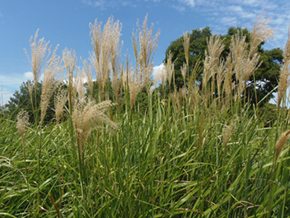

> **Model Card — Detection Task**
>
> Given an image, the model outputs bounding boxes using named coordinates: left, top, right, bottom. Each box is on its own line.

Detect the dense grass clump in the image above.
left=1, top=13, right=290, bottom=217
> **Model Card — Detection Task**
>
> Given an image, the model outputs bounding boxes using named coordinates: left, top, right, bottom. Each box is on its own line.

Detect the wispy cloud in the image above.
left=170, top=4, right=186, bottom=13
left=219, top=17, right=238, bottom=27
left=82, top=0, right=135, bottom=9
left=82, top=0, right=114, bottom=9
left=177, top=0, right=289, bottom=49
left=179, top=0, right=195, bottom=8
left=0, top=75, right=27, bottom=87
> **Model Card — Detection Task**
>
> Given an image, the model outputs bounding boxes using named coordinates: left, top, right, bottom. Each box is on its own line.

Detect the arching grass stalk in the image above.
left=37, top=124, right=42, bottom=216
left=34, top=45, right=62, bottom=216
left=62, top=48, right=78, bottom=179
left=25, top=30, right=52, bottom=125
left=16, top=110, right=30, bottom=174
left=269, top=30, right=290, bottom=216
left=72, top=99, right=118, bottom=184
left=268, top=129, right=290, bottom=217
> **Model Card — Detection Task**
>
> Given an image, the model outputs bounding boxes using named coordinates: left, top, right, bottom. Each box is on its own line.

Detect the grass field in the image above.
left=1, top=13, right=290, bottom=217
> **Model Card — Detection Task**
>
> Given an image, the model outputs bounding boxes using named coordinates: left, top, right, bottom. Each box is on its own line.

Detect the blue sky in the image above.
left=0, top=0, right=289, bottom=105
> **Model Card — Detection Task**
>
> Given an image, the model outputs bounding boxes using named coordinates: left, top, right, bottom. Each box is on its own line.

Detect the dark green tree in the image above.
left=5, top=81, right=62, bottom=124
left=5, top=81, right=38, bottom=122
left=164, top=26, right=283, bottom=104
left=165, top=27, right=211, bottom=88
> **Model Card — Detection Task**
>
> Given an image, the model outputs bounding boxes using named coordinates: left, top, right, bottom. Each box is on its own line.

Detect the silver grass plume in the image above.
left=54, top=89, right=68, bottom=125
left=81, top=58, right=94, bottom=99
left=250, top=11, right=274, bottom=57
left=277, top=26, right=290, bottom=107
left=72, top=100, right=118, bottom=157
left=275, top=130, right=290, bottom=160
left=90, top=16, right=122, bottom=100
left=183, top=32, right=190, bottom=67
left=17, top=110, right=30, bottom=162
left=75, top=68, right=87, bottom=103
left=24, top=29, right=50, bottom=89
left=62, top=48, right=77, bottom=112
left=134, top=14, right=160, bottom=94
left=17, top=110, right=30, bottom=140
left=181, top=62, right=187, bottom=85
left=40, top=46, right=63, bottom=126
left=166, top=51, right=174, bottom=87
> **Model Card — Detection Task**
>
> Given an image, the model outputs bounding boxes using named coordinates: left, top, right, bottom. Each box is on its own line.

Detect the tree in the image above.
left=164, top=26, right=283, bottom=104
left=5, top=81, right=60, bottom=124
left=165, top=27, right=211, bottom=88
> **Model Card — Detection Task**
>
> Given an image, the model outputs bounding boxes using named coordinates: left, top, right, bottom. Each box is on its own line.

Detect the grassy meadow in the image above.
left=1, top=13, right=290, bottom=217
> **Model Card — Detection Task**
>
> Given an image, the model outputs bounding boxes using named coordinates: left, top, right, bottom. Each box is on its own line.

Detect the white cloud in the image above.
left=82, top=0, right=116, bottom=9
left=24, top=71, right=33, bottom=80
left=23, top=71, right=45, bottom=81
left=82, top=0, right=135, bottom=9
left=179, top=0, right=195, bottom=8
left=240, top=0, right=258, bottom=6
left=223, top=5, right=243, bottom=13
left=170, top=4, right=186, bottom=12
left=220, top=17, right=237, bottom=27
left=272, top=17, right=286, bottom=25
left=153, top=63, right=165, bottom=79
left=0, top=75, right=27, bottom=87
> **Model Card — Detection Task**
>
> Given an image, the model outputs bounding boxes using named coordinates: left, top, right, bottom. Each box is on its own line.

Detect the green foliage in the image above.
left=5, top=81, right=41, bottom=122
left=164, top=26, right=283, bottom=104
left=5, top=81, right=64, bottom=124
left=1, top=96, right=290, bottom=217
left=165, top=27, right=211, bottom=87
left=0, top=105, right=8, bottom=118
left=258, top=103, right=289, bottom=127
left=1, top=16, right=289, bottom=218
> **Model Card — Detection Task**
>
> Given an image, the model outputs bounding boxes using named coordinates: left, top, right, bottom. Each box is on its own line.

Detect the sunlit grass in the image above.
left=1, top=12, right=290, bottom=217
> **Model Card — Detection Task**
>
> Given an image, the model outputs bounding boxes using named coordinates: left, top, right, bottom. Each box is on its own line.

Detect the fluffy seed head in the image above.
left=27, top=81, right=34, bottom=105
left=41, top=46, right=62, bottom=126
left=72, top=100, right=118, bottom=156
left=24, top=29, right=50, bottom=89
left=275, top=130, right=290, bottom=159
left=277, top=27, right=290, bottom=107
left=90, top=16, right=122, bottom=99
left=75, top=68, right=87, bottom=103
left=166, top=51, right=174, bottom=87
left=54, top=89, right=68, bottom=125
left=62, top=48, right=77, bottom=110
left=183, top=32, right=190, bottom=66
left=222, top=121, right=235, bottom=148
left=180, top=86, right=187, bottom=99
left=181, top=62, right=187, bottom=85
left=128, top=71, right=143, bottom=111
left=159, top=65, right=166, bottom=92
left=283, top=26, right=290, bottom=63
left=207, top=34, right=224, bottom=69
left=17, top=110, right=30, bottom=137
left=250, top=11, right=274, bottom=57
left=134, top=14, right=160, bottom=94
left=111, top=64, right=122, bottom=102
left=81, top=58, right=94, bottom=98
